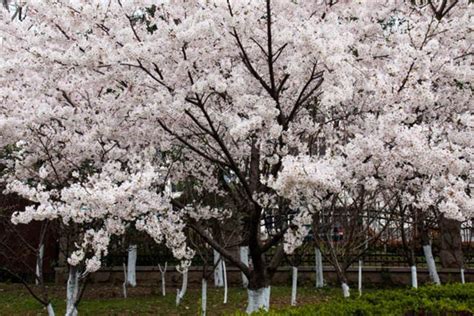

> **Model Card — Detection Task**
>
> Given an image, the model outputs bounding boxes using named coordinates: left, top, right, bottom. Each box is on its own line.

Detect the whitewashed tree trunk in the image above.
left=411, top=265, right=418, bottom=288
left=358, top=260, right=362, bottom=296
left=214, top=250, right=224, bottom=287
left=240, top=246, right=249, bottom=288
left=315, top=248, right=324, bottom=288
left=341, top=282, right=350, bottom=298
left=461, top=268, right=465, bottom=284
left=127, top=245, right=137, bottom=287
left=46, top=303, right=55, bottom=316
left=246, top=287, right=271, bottom=314
left=176, top=270, right=188, bottom=306
left=35, top=243, right=44, bottom=285
left=223, top=260, right=228, bottom=304
left=122, top=263, right=127, bottom=298
left=291, top=266, right=298, bottom=306
left=66, top=266, right=79, bottom=316
left=201, top=278, right=207, bottom=316
left=158, top=262, right=167, bottom=296
left=423, top=244, right=441, bottom=285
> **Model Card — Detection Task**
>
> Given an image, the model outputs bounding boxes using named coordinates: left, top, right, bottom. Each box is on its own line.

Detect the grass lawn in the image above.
left=0, top=283, right=338, bottom=315
left=0, top=283, right=472, bottom=315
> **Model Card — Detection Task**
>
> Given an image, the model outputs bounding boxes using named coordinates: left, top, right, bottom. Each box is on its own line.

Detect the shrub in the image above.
left=237, top=283, right=473, bottom=316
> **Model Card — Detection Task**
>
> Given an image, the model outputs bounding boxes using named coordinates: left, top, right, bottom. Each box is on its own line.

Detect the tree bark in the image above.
left=66, top=266, right=79, bottom=316
left=223, top=260, right=228, bottom=304
left=158, top=262, right=167, bottom=296
left=439, top=216, right=464, bottom=269
left=127, top=245, right=137, bottom=287
left=175, top=269, right=188, bottom=306
left=246, top=286, right=271, bottom=314
left=46, top=303, right=55, bottom=316
left=411, top=265, right=418, bottom=288
left=291, top=266, right=298, bottom=306
left=35, top=243, right=44, bottom=286
left=423, top=244, right=441, bottom=285
left=315, top=247, right=324, bottom=288
left=240, top=246, right=249, bottom=288
left=358, top=260, right=362, bottom=296
left=201, top=278, right=207, bottom=316
left=341, top=282, right=350, bottom=298
left=213, top=250, right=224, bottom=287
left=419, top=217, right=441, bottom=285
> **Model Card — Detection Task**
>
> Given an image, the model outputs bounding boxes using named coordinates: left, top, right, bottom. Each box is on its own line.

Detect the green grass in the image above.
left=0, top=283, right=472, bottom=315
left=0, top=284, right=337, bottom=315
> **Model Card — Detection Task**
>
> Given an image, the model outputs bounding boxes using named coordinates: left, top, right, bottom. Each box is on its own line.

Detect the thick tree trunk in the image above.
left=127, top=245, right=137, bottom=287
left=246, top=287, right=271, bottom=314
left=315, top=247, right=324, bottom=288
left=66, top=266, right=79, bottom=316
left=423, top=244, right=441, bottom=285
left=439, top=216, right=464, bottom=269
left=213, top=250, right=224, bottom=287
left=291, top=266, right=298, bottom=306
left=246, top=249, right=272, bottom=313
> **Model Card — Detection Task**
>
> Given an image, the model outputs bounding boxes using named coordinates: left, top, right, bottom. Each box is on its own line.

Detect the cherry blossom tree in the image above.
left=273, top=0, right=472, bottom=292
left=1, top=0, right=472, bottom=313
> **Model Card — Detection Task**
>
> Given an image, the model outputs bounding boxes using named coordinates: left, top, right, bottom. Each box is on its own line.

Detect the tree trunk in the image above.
left=246, top=287, right=271, bottom=314
left=330, top=252, right=350, bottom=298
left=439, top=216, right=464, bottom=269
left=223, top=260, right=228, bottom=304
left=341, top=282, right=350, bottom=298
left=315, top=247, right=324, bottom=288
left=358, top=260, right=362, bottom=296
left=333, top=262, right=350, bottom=298
left=66, top=266, right=79, bottom=316
left=46, top=303, right=55, bottom=316
left=246, top=250, right=272, bottom=313
left=423, top=244, right=441, bottom=285
left=240, top=246, right=249, bottom=288
left=127, top=245, right=137, bottom=287
left=419, top=219, right=441, bottom=285
left=213, top=250, right=224, bottom=287
left=290, top=266, right=298, bottom=306
left=35, top=243, right=44, bottom=286
left=122, top=263, right=127, bottom=298
left=400, top=210, right=417, bottom=288
left=201, top=278, right=207, bottom=316
left=158, top=262, right=167, bottom=296
left=175, top=269, right=188, bottom=306
left=411, top=265, right=418, bottom=288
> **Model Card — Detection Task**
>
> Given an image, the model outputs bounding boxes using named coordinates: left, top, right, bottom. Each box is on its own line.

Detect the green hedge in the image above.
left=240, top=283, right=474, bottom=316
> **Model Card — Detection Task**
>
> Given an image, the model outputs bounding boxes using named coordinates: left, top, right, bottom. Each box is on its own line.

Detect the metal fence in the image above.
left=103, top=243, right=474, bottom=269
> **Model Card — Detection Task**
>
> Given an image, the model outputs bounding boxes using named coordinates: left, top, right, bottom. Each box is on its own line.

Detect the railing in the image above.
left=103, top=244, right=474, bottom=269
